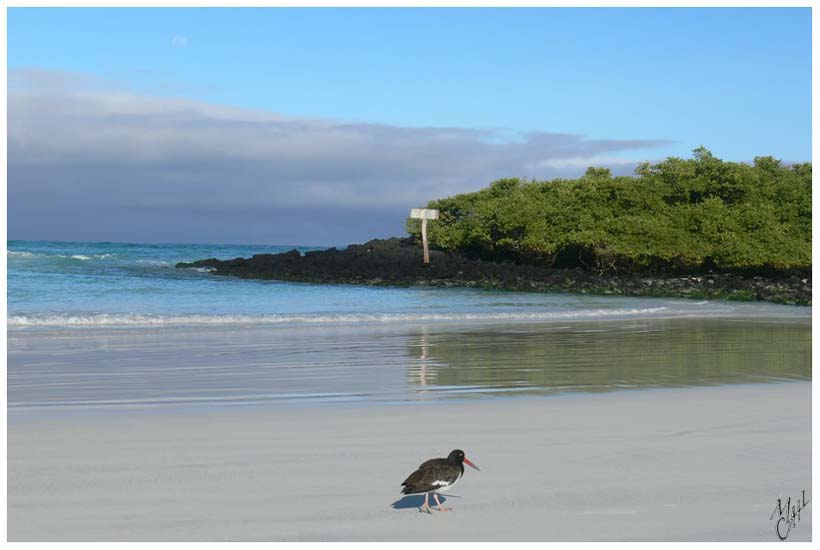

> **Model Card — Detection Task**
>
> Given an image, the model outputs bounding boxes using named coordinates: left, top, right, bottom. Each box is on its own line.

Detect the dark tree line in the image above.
left=407, top=148, right=811, bottom=275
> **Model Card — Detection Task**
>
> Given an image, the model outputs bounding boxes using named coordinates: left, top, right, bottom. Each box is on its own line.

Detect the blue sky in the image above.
left=7, top=7, right=813, bottom=244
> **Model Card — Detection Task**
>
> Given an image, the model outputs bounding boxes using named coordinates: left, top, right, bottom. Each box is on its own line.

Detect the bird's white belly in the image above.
left=430, top=472, right=461, bottom=492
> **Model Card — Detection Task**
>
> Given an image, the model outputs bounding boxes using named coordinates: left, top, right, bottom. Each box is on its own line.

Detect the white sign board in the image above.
left=409, top=208, right=439, bottom=265
left=410, top=208, right=439, bottom=220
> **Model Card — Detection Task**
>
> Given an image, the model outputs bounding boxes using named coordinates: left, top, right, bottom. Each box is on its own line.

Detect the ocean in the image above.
left=7, top=239, right=812, bottom=416
left=7, top=239, right=810, bottom=327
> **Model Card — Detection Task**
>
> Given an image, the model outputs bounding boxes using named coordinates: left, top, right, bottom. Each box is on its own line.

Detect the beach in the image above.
left=6, top=241, right=812, bottom=541
left=8, top=381, right=811, bottom=541
left=7, top=5, right=813, bottom=543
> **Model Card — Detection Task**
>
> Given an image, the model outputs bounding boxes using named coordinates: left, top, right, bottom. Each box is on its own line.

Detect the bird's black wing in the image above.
left=400, top=458, right=459, bottom=494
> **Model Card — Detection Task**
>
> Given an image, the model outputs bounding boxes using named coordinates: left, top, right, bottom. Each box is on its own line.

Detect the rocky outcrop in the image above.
left=176, top=238, right=811, bottom=305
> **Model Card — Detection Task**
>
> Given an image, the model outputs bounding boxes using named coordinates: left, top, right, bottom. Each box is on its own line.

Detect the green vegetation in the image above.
left=406, top=148, right=811, bottom=274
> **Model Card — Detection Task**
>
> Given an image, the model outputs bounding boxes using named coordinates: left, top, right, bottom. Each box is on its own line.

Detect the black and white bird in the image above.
left=400, top=449, right=480, bottom=513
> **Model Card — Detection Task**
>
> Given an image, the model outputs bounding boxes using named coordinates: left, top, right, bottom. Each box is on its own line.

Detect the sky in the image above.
left=7, top=7, right=812, bottom=246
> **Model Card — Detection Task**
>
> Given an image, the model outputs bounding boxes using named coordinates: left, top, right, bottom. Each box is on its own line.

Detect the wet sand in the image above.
left=8, top=381, right=811, bottom=541
left=7, top=317, right=811, bottom=412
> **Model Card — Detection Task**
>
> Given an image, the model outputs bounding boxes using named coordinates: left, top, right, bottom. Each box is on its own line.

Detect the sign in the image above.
left=410, top=208, right=440, bottom=220
left=410, top=208, right=440, bottom=265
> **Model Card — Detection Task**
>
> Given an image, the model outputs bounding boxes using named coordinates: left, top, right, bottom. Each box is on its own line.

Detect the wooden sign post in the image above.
left=410, top=208, right=439, bottom=265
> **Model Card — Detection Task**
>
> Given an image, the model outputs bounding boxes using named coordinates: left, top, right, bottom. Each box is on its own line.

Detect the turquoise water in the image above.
left=7, top=239, right=810, bottom=328
left=7, top=239, right=811, bottom=415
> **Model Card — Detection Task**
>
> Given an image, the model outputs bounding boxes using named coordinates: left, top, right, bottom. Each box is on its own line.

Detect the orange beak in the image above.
left=464, top=457, right=480, bottom=471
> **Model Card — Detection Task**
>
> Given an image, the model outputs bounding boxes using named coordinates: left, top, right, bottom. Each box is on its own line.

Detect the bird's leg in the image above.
left=419, top=492, right=432, bottom=514
left=433, top=493, right=452, bottom=512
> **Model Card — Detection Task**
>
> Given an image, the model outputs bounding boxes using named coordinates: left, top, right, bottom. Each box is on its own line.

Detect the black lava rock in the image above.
left=175, top=238, right=811, bottom=305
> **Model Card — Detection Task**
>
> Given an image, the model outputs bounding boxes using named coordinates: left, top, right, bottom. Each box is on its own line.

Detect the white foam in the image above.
left=9, top=251, right=115, bottom=260
left=8, top=306, right=740, bottom=328
left=136, top=260, right=170, bottom=267
left=71, top=253, right=115, bottom=260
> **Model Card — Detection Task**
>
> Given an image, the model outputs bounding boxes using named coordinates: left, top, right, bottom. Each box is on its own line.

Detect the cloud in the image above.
left=8, top=68, right=673, bottom=244
left=171, top=35, right=188, bottom=48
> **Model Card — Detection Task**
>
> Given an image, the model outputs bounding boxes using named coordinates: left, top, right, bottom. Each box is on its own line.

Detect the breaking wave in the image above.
left=11, top=306, right=751, bottom=328
left=9, top=250, right=115, bottom=261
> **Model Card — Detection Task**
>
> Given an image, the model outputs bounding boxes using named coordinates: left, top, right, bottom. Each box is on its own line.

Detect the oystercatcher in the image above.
left=400, top=449, right=480, bottom=513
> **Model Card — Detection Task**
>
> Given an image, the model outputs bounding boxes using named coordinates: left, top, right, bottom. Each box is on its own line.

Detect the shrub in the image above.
left=406, top=148, right=811, bottom=274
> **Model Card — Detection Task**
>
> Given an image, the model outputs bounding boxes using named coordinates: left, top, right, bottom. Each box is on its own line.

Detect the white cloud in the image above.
left=171, top=35, right=188, bottom=48
left=531, top=155, right=639, bottom=170
left=8, top=68, right=673, bottom=243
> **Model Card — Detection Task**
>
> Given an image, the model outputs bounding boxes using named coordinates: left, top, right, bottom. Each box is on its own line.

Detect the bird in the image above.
left=400, top=449, right=480, bottom=513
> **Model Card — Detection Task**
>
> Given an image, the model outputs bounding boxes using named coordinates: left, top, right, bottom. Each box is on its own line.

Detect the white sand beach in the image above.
left=8, top=381, right=811, bottom=541
left=7, top=4, right=813, bottom=544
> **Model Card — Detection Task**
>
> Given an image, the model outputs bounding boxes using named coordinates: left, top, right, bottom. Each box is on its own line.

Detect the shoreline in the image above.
left=8, top=315, right=811, bottom=418
left=176, top=238, right=812, bottom=305
left=7, top=377, right=810, bottom=426
left=7, top=301, right=812, bottom=330
left=8, top=382, right=811, bottom=541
